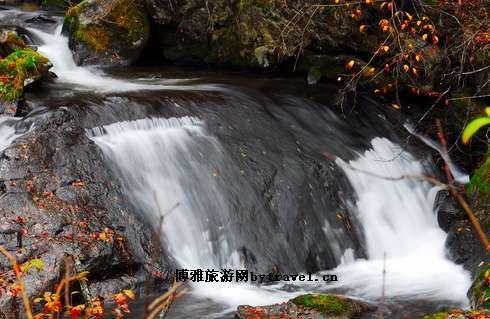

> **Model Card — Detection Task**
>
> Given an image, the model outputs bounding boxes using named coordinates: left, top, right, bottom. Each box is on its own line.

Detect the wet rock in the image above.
left=62, top=0, right=150, bottom=66
left=147, top=0, right=372, bottom=72
left=435, top=190, right=466, bottom=232
left=0, top=30, right=52, bottom=116
left=235, top=293, right=376, bottom=319
left=0, top=108, right=171, bottom=315
left=24, top=15, right=57, bottom=24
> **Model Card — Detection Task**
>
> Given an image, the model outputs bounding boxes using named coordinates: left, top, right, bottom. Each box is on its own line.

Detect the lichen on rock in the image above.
left=63, top=0, right=150, bottom=66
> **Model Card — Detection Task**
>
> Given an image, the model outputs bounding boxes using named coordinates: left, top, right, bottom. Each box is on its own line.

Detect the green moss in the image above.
left=422, top=312, right=450, bottom=319
left=0, top=49, right=50, bottom=102
left=65, top=0, right=148, bottom=52
left=109, top=0, right=149, bottom=42
left=291, top=294, right=349, bottom=316
left=0, top=31, right=26, bottom=51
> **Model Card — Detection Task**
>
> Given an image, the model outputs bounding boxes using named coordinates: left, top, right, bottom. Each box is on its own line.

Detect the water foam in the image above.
left=329, top=138, right=471, bottom=305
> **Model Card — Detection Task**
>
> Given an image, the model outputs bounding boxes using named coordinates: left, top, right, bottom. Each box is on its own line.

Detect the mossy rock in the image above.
left=63, top=0, right=150, bottom=66
left=0, top=29, right=27, bottom=58
left=152, top=0, right=372, bottom=70
left=423, top=310, right=490, bottom=319
left=0, top=48, right=51, bottom=115
left=291, top=294, right=351, bottom=316
left=236, top=293, right=374, bottom=319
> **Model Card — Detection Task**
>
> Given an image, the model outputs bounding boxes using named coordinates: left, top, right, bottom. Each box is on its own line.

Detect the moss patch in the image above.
left=291, top=294, right=349, bottom=316
left=0, top=49, right=50, bottom=102
left=422, top=312, right=450, bottom=319
left=64, top=0, right=149, bottom=64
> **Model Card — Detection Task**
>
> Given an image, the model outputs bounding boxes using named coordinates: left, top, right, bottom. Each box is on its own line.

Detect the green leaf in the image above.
left=29, top=258, right=44, bottom=271
left=20, top=258, right=44, bottom=273
left=462, top=115, right=490, bottom=144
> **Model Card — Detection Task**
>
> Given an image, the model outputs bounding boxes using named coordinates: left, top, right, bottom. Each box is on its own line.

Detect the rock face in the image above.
left=63, top=0, right=150, bottom=66
left=235, top=293, right=376, bottom=319
left=0, top=28, right=52, bottom=116
left=0, top=108, right=171, bottom=316
left=145, top=0, right=374, bottom=70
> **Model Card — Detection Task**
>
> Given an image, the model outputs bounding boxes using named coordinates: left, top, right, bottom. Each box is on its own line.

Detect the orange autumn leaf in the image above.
left=69, top=304, right=85, bottom=318
left=346, top=60, right=355, bottom=70
left=114, top=293, right=127, bottom=306
left=123, top=289, right=136, bottom=300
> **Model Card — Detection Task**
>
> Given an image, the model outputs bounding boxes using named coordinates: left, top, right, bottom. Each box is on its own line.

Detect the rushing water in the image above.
left=87, top=118, right=471, bottom=317
left=1, top=8, right=474, bottom=318
left=330, top=138, right=471, bottom=303
left=0, top=117, right=18, bottom=151
left=28, top=25, right=220, bottom=93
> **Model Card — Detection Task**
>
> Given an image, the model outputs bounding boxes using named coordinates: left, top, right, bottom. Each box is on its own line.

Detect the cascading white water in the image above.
left=27, top=26, right=219, bottom=93
left=328, top=137, right=471, bottom=305
left=87, top=117, right=233, bottom=268
left=88, top=116, right=471, bottom=314
left=87, top=117, right=295, bottom=312
left=0, top=117, right=22, bottom=151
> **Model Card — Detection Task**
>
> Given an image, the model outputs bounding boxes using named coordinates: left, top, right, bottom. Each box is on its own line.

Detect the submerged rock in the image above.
left=235, top=293, right=375, bottom=319
left=63, top=0, right=150, bottom=66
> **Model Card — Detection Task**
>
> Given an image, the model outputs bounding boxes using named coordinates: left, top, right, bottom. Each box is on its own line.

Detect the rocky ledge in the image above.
left=235, top=293, right=376, bottom=319
left=0, top=107, right=171, bottom=316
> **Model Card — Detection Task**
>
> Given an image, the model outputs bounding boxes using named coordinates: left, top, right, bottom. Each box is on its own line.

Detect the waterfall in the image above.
left=0, top=117, right=22, bottom=151
left=329, top=137, right=471, bottom=305
left=87, top=116, right=234, bottom=268
left=88, top=114, right=471, bottom=314
left=27, top=26, right=219, bottom=93
left=87, top=117, right=295, bottom=312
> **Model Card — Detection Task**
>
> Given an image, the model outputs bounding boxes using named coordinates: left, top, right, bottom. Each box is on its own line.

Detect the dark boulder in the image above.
left=62, top=0, right=150, bottom=66
left=0, top=108, right=171, bottom=316
left=144, top=0, right=375, bottom=72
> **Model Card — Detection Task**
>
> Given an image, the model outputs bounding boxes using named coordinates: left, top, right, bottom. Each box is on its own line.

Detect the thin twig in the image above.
left=0, top=245, right=33, bottom=319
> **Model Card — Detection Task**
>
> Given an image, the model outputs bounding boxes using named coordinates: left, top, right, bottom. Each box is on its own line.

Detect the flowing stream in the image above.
left=0, top=117, right=21, bottom=151
left=1, top=10, right=473, bottom=318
